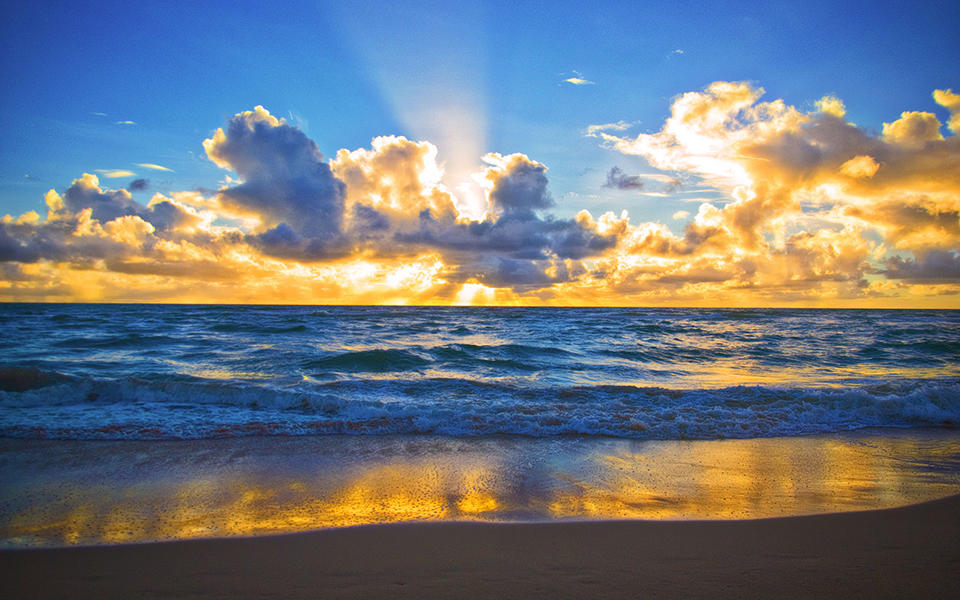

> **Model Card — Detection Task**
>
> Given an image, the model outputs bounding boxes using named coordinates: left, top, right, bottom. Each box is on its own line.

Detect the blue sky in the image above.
left=3, top=0, right=956, bottom=222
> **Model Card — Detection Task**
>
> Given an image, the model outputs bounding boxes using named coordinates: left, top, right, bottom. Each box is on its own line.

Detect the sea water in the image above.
left=2, top=304, right=959, bottom=545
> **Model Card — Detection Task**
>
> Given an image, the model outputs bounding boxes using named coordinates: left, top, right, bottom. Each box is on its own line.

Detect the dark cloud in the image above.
left=472, top=257, right=569, bottom=288
left=885, top=250, right=960, bottom=282
left=128, top=178, right=149, bottom=191
left=60, top=174, right=143, bottom=223
left=488, top=156, right=554, bottom=219
left=203, top=107, right=346, bottom=254
left=0, top=217, right=138, bottom=264
left=145, top=199, right=202, bottom=232
left=247, top=223, right=352, bottom=261
left=0, top=222, right=45, bottom=262
left=399, top=213, right=615, bottom=263
left=603, top=166, right=645, bottom=190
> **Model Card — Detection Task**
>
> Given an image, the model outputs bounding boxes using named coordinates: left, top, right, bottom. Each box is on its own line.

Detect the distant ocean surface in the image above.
left=1, top=304, right=959, bottom=441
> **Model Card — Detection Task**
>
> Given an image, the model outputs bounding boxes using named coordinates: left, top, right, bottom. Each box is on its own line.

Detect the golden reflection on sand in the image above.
left=4, top=461, right=507, bottom=545
left=545, top=436, right=960, bottom=520
left=2, top=434, right=958, bottom=546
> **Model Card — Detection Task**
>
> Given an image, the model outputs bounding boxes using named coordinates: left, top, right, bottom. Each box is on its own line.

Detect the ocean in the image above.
left=2, top=304, right=960, bottom=545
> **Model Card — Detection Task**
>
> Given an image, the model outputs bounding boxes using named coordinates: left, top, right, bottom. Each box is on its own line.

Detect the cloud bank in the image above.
left=2, top=86, right=958, bottom=306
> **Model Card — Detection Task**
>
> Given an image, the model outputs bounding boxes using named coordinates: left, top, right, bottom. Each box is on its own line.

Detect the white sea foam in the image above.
left=1, top=373, right=957, bottom=440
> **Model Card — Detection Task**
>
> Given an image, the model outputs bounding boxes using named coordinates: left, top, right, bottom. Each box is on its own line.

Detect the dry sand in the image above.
left=4, top=494, right=959, bottom=599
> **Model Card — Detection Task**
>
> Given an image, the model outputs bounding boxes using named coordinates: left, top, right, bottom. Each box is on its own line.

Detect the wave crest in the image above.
left=1, top=372, right=957, bottom=441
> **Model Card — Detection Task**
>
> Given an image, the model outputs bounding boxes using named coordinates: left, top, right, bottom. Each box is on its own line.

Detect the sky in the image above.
left=1, top=0, right=958, bottom=306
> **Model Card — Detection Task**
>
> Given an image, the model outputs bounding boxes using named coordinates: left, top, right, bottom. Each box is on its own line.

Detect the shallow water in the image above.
left=2, top=430, right=959, bottom=547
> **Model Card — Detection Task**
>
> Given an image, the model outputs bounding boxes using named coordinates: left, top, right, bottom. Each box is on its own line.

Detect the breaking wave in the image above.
left=1, top=369, right=957, bottom=440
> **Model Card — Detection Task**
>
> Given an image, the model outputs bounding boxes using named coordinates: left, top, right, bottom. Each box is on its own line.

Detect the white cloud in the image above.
left=136, top=163, right=174, bottom=172
left=585, top=121, right=636, bottom=137
left=563, top=70, right=595, bottom=86
left=95, top=169, right=136, bottom=178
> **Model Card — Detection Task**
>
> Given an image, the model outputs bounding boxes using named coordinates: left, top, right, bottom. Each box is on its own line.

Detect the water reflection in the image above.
left=1, top=431, right=959, bottom=546
left=544, top=435, right=960, bottom=520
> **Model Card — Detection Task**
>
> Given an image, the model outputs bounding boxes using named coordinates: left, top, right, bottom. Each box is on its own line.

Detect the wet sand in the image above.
left=4, top=494, right=958, bottom=599
left=5, top=431, right=960, bottom=547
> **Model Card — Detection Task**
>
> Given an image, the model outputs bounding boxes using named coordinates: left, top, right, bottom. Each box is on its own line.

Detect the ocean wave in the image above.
left=3, top=305, right=959, bottom=442
left=53, top=333, right=185, bottom=349
left=210, top=323, right=309, bottom=334
left=303, top=349, right=432, bottom=372
left=1, top=371, right=957, bottom=441
left=0, top=367, right=69, bottom=392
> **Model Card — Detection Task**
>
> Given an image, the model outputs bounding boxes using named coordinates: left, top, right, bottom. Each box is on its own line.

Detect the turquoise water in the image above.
left=1, top=304, right=958, bottom=440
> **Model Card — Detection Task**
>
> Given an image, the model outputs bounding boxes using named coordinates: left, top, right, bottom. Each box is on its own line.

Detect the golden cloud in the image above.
left=95, top=169, right=136, bottom=178
left=839, top=155, right=880, bottom=179
left=933, top=88, right=960, bottom=134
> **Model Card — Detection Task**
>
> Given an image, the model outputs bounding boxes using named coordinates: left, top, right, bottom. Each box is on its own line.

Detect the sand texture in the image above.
left=4, top=494, right=959, bottom=599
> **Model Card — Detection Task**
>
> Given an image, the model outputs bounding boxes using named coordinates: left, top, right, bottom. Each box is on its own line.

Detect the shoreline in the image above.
left=4, top=430, right=960, bottom=547
left=5, top=494, right=959, bottom=599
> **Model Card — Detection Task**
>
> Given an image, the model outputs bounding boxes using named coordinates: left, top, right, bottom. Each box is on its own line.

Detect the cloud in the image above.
left=563, top=71, right=595, bottom=85
left=604, top=169, right=683, bottom=193
left=845, top=198, right=960, bottom=251
left=115, top=120, right=136, bottom=125
left=199, top=111, right=616, bottom=284
left=2, top=91, right=959, bottom=306
left=95, top=169, right=136, bottom=178
left=128, top=179, right=149, bottom=192
left=54, top=173, right=143, bottom=222
left=137, top=163, right=174, bottom=172
left=882, top=111, right=943, bottom=148
left=885, top=250, right=960, bottom=282
left=603, top=167, right=645, bottom=190
left=331, top=135, right=458, bottom=228
left=815, top=96, right=846, bottom=118
left=202, top=105, right=347, bottom=258
left=41, top=174, right=205, bottom=236
left=933, top=88, right=960, bottom=134
left=585, top=121, right=635, bottom=137
left=332, top=141, right=617, bottom=281
left=592, top=80, right=960, bottom=303
left=839, top=155, right=880, bottom=178
left=485, top=153, right=554, bottom=219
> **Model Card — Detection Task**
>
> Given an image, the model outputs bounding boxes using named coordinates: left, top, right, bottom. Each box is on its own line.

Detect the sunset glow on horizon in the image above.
left=1, top=2, right=958, bottom=307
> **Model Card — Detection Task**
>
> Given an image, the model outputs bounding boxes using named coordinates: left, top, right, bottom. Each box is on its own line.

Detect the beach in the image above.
left=5, top=493, right=958, bottom=599
left=2, top=431, right=959, bottom=598
left=2, top=305, right=959, bottom=596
